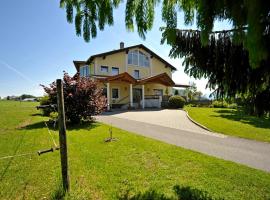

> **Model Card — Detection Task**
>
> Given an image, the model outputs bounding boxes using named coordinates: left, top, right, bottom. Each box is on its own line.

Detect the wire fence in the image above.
left=0, top=106, right=59, bottom=161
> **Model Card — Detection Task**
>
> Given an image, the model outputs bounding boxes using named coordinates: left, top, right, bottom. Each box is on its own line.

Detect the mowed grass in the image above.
left=1, top=101, right=270, bottom=199
left=185, top=107, right=270, bottom=142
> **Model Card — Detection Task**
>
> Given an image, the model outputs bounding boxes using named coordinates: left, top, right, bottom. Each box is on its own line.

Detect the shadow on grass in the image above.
left=30, top=113, right=43, bottom=116
left=212, top=109, right=270, bottom=129
left=19, top=121, right=45, bottom=130
left=19, top=120, right=100, bottom=131
left=118, top=185, right=222, bottom=200
left=66, top=121, right=100, bottom=131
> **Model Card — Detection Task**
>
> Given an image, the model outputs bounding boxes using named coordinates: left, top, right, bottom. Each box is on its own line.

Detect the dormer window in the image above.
left=80, top=65, right=90, bottom=77
left=128, top=50, right=150, bottom=67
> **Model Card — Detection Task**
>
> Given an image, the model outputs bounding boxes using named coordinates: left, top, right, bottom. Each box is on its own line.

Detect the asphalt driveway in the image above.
left=96, top=109, right=270, bottom=172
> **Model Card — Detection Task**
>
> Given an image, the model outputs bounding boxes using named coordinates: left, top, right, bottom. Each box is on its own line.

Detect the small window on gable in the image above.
left=101, top=66, right=109, bottom=73
left=112, top=67, right=119, bottom=75
left=112, top=88, right=119, bottom=99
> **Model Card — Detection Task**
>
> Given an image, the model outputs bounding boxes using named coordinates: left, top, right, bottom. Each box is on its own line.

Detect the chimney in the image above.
left=120, top=42, right=124, bottom=49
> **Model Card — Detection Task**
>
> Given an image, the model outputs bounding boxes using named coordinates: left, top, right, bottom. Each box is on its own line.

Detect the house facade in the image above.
left=74, top=42, right=188, bottom=110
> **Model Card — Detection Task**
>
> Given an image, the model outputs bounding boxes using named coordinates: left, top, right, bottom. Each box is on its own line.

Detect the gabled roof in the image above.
left=85, top=44, right=177, bottom=71
left=73, top=60, right=86, bottom=72
left=105, top=72, right=137, bottom=84
left=138, top=73, right=175, bottom=86
left=96, top=72, right=176, bottom=86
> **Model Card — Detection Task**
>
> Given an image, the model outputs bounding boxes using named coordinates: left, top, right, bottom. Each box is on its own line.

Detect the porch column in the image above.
left=130, top=84, right=133, bottom=107
left=107, top=82, right=110, bottom=110
left=142, top=85, right=145, bottom=109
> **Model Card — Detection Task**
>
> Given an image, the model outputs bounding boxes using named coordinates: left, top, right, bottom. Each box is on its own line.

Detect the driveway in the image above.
left=96, top=109, right=270, bottom=172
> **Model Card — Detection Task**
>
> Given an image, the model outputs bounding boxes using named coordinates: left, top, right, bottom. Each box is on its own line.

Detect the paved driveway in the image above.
left=97, top=109, right=270, bottom=172
left=100, top=109, right=224, bottom=137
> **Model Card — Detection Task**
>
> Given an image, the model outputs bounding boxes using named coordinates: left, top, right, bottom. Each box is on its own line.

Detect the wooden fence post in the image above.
left=56, top=79, right=70, bottom=192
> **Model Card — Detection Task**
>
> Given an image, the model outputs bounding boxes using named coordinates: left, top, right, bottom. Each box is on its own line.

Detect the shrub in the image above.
left=39, top=95, right=53, bottom=116
left=228, top=103, right=238, bottom=109
left=49, top=112, right=58, bottom=121
left=212, top=100, right=228, bottom=108
left=41, top=72, right=107, bottom=124
left=168, top=95, right=186, bottom=109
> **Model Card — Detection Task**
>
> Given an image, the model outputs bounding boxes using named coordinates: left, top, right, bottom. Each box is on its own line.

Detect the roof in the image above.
left=73, top=60, right=86, bottom=72
left=174, top=84, right=190, bottom=88
left=96, top=72, right=176, bottom=86
left=105, top=72, right=137, bottom=84
left=85, top=44, right=177, bottom=71
left=139, top=73, right=175, bottom=86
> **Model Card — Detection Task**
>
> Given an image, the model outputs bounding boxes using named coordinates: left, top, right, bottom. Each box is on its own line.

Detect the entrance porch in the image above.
left=97, top=72, right=180, bottom=110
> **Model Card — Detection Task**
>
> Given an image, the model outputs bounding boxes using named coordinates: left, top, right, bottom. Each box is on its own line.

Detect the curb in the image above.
left=184, top=110, right=213, bottom=132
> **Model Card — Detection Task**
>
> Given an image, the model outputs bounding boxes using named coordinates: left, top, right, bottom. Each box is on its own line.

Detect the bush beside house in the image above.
left=168, top=95, right=186, bottom=109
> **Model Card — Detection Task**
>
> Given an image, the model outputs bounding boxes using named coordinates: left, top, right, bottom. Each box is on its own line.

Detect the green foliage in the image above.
left=59, top=0, right=270, bottom=115
left=49, top=111, right=58, bottom=121
left=168, top=95, right=186, bottom=108
left=60, top=0, right=117, bottom=42
left=39, top=95, right=53, bottom=116
left=20, top=94, right=36, bottom=99
left=228, top=103, right=237, bottom=109
left=174, top=90, right=179, bottom=95
left=211, top=100, right=238, bottom=109
left=60, top=0, right=270, bottom=68
left=212, top=101, right=228, bottom=108
left=162, top=28, right=270, bottom=116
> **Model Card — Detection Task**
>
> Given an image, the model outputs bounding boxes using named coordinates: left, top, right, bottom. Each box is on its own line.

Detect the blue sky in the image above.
left=0, top=0, right=231, bottom=98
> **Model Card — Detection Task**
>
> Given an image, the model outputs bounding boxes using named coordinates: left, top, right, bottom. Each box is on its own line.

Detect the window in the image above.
left=112, top=88, right=119, bottom=99
left=100, top=66, right=109, bottom=73
left=134, top=70, right=140, bottom=79
left=139, top=51, right=144, bottom=66
left=128, top=50, right=149, bottom=67
left=111, top=67, right=119, bottom=75
left=154, top=89, right=163, bottom=96
left=79, top=65, right=90, bottom=77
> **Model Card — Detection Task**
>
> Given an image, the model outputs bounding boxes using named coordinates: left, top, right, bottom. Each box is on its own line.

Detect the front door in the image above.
left=133, top=88, right=142, bottom=103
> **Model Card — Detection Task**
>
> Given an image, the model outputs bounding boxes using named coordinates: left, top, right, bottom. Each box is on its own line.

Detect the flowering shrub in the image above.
left=41, top=72, right=106, bottom=124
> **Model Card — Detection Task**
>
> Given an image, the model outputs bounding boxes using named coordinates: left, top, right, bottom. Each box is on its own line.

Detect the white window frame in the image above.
left=111, top=87, right=120, bottom=100
left=100, top=65, right=109, bottom=73
left=80, top=65, right=90, bottom=77
left=134, top=70, right=140, bottom=79
left=154, top=89, right=163, bottom=96
left=128, top=50, right=150, bottom=67
left=111, top=67, right=119, bottom=75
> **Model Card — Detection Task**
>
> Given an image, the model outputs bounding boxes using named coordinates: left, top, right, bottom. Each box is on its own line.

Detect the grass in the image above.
left=1, top=101, right=270, bottom=199
left=185, top=107, right=270, bottom=142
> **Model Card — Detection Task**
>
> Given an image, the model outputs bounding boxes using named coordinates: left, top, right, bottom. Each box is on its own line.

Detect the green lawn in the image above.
left=185, top=107, right=270, bottom=142
left=1, top=101, right=270, bottom=199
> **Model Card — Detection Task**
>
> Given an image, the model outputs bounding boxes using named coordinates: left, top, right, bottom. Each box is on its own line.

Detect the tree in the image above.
left=59, top=0, right=270, bottom=67
left=59, top=0, right=270, bottom=115
left=174, top=90, right=179, bottom=95
left=20, top=94, right=36, bottom=99
left=41, top=72, right=106, bottom=124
